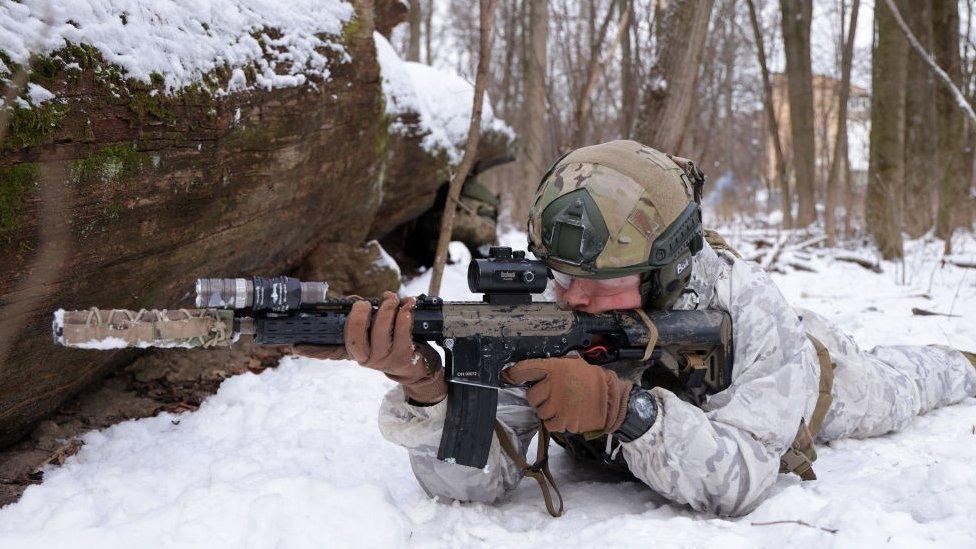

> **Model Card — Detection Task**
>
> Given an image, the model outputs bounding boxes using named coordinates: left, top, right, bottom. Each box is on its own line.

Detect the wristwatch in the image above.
left=614, top=386, right=657, bottom=443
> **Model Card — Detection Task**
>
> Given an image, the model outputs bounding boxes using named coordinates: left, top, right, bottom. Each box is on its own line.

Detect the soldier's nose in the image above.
left=562, top=280, right=590, bottom=308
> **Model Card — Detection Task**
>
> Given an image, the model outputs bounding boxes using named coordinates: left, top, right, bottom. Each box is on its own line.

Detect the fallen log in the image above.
left=834, top=253, right=883, bottom=273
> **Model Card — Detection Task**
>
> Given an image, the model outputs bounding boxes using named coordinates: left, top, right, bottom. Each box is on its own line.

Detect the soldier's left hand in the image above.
left=504, top=357, right=633, bottom=434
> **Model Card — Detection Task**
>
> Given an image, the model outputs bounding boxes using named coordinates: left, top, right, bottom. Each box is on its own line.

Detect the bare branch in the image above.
left=428, top=0, right=499, bottom=296
left=882, top=0, right=976, bottom=124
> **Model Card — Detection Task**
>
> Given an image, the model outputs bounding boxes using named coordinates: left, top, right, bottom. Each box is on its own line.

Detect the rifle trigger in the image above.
left=582, top=345, right=613, bottom=364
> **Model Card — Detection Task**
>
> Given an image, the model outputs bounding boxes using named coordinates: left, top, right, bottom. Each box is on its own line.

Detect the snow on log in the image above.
left=0, top=0, right=513, bottom=449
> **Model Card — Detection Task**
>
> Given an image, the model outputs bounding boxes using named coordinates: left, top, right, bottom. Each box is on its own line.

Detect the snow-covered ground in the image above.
left=0, top=229, right=974, bottom=548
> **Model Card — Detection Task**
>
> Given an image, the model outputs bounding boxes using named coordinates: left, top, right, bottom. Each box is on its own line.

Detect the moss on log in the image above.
left=0, top=0, right=513, bottom=449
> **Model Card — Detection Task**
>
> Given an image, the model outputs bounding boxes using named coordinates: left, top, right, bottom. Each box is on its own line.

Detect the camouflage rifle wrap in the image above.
left=53, top=247, right=733, bottom=470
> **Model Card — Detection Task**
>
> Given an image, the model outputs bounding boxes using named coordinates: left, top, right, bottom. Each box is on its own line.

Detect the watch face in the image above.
left=631, top=393, right=655, bottom=420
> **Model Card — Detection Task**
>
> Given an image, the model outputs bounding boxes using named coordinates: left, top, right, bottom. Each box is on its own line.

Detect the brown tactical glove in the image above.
left=504, top=357, right=633, bottom=434
left=295, top=292, right=447, bottom=404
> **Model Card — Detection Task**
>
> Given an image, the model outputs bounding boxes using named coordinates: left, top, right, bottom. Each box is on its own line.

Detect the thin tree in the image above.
left=881, top=0, right=976, bottom=124
left=824, top=0, right=860, bottom=245
left=779, top=0, right=817, bottom=227
left=572, top=4, right=630, bottom=146
left=514, top=0, right=547, bottom=224
left=867, top=0, right=908, bottom=259
left=901, top=0, right=937, bottom=238
left=424, top=0, right=434, bottom=64
left=407, top=0, right=422, bottom=61
left=746, top=0, right=793, bottom=229
left=634, top=0, right=715, bottom=153
left=428, top=0, right=498, bottom=296
left=619, top=0, right=636, bottom=138
left=882, top=0, right=974, bottom=251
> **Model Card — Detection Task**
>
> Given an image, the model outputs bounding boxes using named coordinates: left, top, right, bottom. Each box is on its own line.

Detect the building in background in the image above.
left=760, top=73, right=870, bottom=213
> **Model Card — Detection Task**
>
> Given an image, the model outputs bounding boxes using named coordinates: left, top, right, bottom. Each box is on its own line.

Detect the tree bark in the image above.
left=746, top=0, right=793, bottom=229
left=930, top=0, right=970, bottom=250
left=867, top=0, right=908, bottom=259
left=634, top=0, right=715, bottom=153
left=424, top=0, right=434, bottom=64
left=572, top=4, right=626, bottom=147
left=428, top=0, right=498, bottom=296
left=779, top=0, right=817, bottom=227
left=825, top=0, right=860, bottom=244
left=882, top=0, right=976, bottom=124
left=512, top=0, right=547, bottom=225
left=498, top=0, right=518, bottom=117
left=407, top=0, right=422, bottom=61
left=901, top=0, right=937, bottom=238
left=619, top=0, right=636, bottom=139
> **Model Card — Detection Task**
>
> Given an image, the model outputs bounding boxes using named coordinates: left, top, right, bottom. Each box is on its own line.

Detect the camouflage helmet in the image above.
left=527, top=140, right=704, bottom=308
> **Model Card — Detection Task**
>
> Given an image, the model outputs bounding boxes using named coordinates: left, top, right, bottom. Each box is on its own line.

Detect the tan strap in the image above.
left=494, top=421, right=564, bottom=517
left=779, top=334, right=835, bottom=480
left=633, top=308, right=660, bottom=362
left=806, top=334, right=835, bottom=436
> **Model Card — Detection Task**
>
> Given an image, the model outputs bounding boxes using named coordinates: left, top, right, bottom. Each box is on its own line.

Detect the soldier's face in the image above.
left=553, top=274, right=642, bottom=313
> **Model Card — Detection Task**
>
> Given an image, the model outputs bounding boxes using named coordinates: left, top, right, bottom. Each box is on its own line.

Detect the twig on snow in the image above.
left=787, top=235, right=827, bottom=252
left=788, top=261, right=818, bottom=273
left=834, top=253, right=883, bottom=273
left=762, top=233, right=788, bottom=270
left=943, top=256, right=976, bottom=270
left=750, top=520, right=838, bottom=534
left=911, top=307, right=960, bottom=318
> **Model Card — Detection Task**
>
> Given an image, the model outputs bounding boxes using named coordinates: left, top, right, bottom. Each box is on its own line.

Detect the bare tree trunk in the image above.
left=843, top=132, right=856, bottom=237
left=779, top=0, right=817, bottom=227
left=746, top=0, right=793, bottom=229
left=931, top=0, right=970, bottom=251
left=867, top=0, right=908, bottom=259
left=428, top=0, right=498, bottom=296
left=407, top=0, right=422, bottom=61
left=721, top=0, right=738, bottom=179
left=825, top=0, right=860, bottom=245
left=619, top=0, right=636, bottom=138
left=882, top=0, right=976, bottom=124
left=510, top=0, right=547, bottom=226
left=572, top=4, right=627, bottom=147
left=634, top=0, right=715, bottom=153
left=498, top=0, right=518, bottom=117
left=424, top=0, right=434, bottom=64
left=901, top=0, right=937, bottom=238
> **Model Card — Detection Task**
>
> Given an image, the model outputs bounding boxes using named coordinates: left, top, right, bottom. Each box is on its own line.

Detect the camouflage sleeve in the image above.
left=377, top=385, right=539, bottom=503
left=620, top=258, right=820, bottom=516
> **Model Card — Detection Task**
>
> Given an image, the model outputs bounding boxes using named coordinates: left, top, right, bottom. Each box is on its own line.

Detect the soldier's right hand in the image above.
left=298, top=291, right=446, bottom=405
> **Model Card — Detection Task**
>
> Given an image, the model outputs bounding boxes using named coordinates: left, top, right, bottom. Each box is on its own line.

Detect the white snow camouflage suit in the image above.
left=378, top=243, right=976, bottom=517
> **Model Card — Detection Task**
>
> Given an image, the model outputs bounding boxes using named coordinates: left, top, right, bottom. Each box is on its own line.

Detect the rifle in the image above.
left=53, top=247, right=732, bottom=469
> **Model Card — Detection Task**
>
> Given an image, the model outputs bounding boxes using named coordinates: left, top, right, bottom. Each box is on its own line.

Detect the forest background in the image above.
left=394, top=0, right=975, bottom=257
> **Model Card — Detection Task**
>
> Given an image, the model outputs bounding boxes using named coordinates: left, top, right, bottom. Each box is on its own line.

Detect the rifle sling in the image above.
left=493, top=421, right=564, bottom=517
left=779, top=334, right=835, bottom=480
